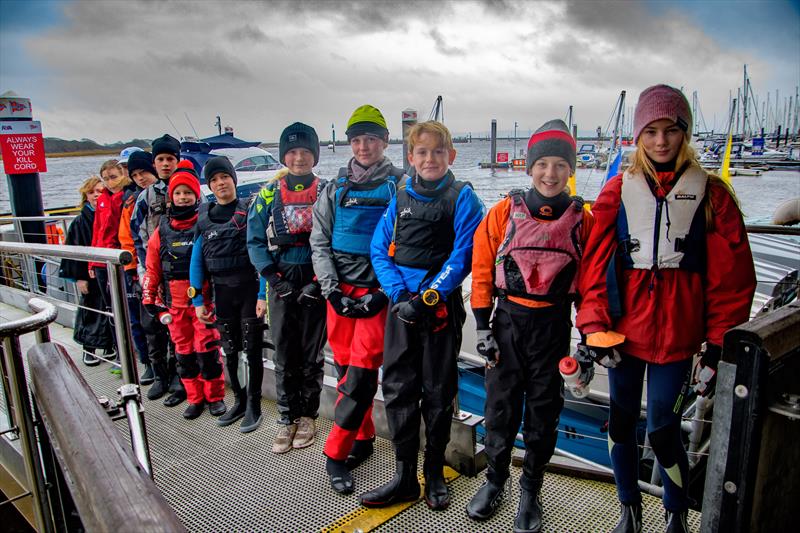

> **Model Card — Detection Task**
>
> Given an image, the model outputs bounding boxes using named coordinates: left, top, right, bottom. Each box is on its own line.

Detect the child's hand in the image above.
left=256, top=299, right=267, bottom=318
left=195, top=305, right=213, bottom=324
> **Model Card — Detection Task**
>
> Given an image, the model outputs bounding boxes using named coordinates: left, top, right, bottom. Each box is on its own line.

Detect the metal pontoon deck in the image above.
left=0, top=301, right=703, bottom=532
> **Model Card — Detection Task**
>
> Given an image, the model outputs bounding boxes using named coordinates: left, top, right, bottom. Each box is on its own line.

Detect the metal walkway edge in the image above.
left=0, top=301, right=701, bottom=532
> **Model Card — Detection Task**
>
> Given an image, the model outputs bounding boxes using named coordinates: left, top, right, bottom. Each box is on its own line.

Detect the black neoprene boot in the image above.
left=466, top=478, right=506, bottom=520
left=346, top=438, right=375, bottom=470
left=326, top=457, right=354, bottom=494
left=146, top=362, right=169, bottom=400
left=665, top=510, right=688, bottom=533
left=360, top=460, right=420, bottom=508
left=239, top=393, right=263, bottom=433
left=513, top=478, right=543, bottom=533
left=611, top=503, right=642, bottom=533
left=423, top=460, right=450, bottom=510
left=217, top=390, right=246, bottom=427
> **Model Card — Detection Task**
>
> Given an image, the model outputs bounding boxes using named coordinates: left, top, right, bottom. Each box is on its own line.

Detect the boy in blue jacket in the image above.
left=363, top=121, right=484, bottom=510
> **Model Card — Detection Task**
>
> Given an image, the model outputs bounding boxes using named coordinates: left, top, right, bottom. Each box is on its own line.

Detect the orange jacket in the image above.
left=118, top=188, right=139, bottom=271
left=471, top=195, right=594, bottom=310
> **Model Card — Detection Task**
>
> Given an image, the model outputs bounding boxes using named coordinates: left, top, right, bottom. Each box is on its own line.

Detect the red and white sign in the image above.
left=0, top=121, right=47, bottom=175
left=496, top=152, right=509, bottom=163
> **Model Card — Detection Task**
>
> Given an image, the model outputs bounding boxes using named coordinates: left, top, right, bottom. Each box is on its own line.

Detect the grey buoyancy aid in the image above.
left=391, top=173, right=467, bottom=269
left=196, top=199, right=251, bottom=276
left=144, top=181, right=168, bottom=242
left=331, top=169, right=399, bottom=257
left=495, top=190, right=584, bottom=300
left=267, top=177, right=323, bottom=252
left=617, top=167, right=707, bottom=272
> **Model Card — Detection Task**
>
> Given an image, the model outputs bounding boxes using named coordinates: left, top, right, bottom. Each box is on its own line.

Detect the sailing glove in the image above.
left=296, top=282, right=322, bottom=307
left=694, top=343, right=721, bottom=397
left=350, top=291, right=388, bottom=318
left=585, top=345, right=622, bottom=368
left=573, top=344, right=596, bottom=387
left=476, top=329, right=499, bottom=368
left=391, top=294, right=428, bottom=325
left=328, top=290, right=357, bottom=317
left=267, top=273, right=296, bottom=301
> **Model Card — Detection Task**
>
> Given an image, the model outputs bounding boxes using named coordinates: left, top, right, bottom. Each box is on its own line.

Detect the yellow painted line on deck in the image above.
left=321, top=466, right=461, bottom=533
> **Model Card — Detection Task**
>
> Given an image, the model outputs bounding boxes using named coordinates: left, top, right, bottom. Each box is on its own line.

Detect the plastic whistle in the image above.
left=159, top=311, right=172, bottom=325
left=559, top=356, right=589, bottom=398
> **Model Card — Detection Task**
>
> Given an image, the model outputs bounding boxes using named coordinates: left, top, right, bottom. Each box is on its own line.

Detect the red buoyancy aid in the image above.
left=494, top=191, right=584, bottom=301
left=267, top=177, right=321, bottom=249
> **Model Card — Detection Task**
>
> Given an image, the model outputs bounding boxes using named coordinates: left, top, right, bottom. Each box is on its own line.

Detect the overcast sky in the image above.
left=1, top=0, right=798, bottom=143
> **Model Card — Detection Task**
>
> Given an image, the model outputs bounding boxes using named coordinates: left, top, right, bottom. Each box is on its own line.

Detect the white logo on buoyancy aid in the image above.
left=620, top=167, right=707, bottom=269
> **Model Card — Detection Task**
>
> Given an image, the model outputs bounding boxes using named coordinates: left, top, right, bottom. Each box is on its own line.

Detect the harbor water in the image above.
left=1, top=140, right=798, bottom=222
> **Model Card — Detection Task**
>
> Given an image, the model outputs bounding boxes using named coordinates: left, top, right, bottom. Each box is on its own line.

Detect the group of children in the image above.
left=63, top=85, right=756, bottom=533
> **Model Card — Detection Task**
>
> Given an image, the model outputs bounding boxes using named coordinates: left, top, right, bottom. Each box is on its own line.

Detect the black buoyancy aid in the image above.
left=391, top=173, right=467, bottom=269
left=196, top=199, right=251, bottom=276
left=267, top=177, right=322, bottom=250
left=158, top=218, right=194, bottom=281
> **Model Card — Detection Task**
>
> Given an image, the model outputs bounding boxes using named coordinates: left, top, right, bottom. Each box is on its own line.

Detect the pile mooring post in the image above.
left=490, top=119, right=497, bottom=165
left=402, top=108, right=418, bottom=172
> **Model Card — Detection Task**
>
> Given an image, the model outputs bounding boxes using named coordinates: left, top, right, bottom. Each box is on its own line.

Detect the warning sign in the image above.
left=497, top=152, right=509, bottom=163
left=0, top=121, right=47, bottom=175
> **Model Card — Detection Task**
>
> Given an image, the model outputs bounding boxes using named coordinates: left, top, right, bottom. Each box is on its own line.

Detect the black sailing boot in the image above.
left=163, top=357, right=186, bottom=407
left=146, top=362, right=169, bottom=400
left=665, top=510, right=688, bottom=533
left=360, top=460, right=420, bottom=508
left=326, top=456, right=354, bottom=494
left=346, top=438, right=375, bottom=470
left=239, top=349, right=264, bottom=433
left=466, top=476, right=506, bottom=520
left=611, top=503, right=643, bottom=533
left=218, top=351, right=246, bottom=427
left=423, top=459, right=450, bottom=511
left=513, top=478, right=543, bottom=533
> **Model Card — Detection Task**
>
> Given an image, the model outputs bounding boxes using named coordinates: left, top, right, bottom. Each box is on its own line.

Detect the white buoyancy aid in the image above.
left=619, top=166, right=707, bottom=270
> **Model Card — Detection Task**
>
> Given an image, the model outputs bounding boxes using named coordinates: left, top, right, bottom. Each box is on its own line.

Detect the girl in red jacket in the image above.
left=89, top=159, right=131, bottom=372
left=142, top=163, right=226, bottom=420
left=576, top=85, right=756, bottom=533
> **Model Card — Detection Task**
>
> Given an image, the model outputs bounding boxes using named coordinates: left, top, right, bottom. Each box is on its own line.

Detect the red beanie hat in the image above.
left=168, top=160, right=201, bottom=201
left=633, top=84, right=692, bottom=143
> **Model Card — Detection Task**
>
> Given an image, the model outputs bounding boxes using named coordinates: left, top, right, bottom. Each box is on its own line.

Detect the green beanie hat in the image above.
left=345, top=104, right=389, bottom=141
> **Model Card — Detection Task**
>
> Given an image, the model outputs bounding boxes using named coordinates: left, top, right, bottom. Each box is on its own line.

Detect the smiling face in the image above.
left=284, top=147, right=315, bottom=176
left=529, top=156, right=571, bottom=198
left=350, top=134, right=387, bottom=167
left=639, top=118, right=685, bottom=164
left=408, top=132, right=456, bottom=181
left=154, top=153, right=178, bottom=180
left=171, top=184, right=197, bottom=207
left=209, top=172, right=236, bottom=204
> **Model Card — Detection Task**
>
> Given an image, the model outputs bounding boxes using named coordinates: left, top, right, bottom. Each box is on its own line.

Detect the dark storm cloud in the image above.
left=428, top=28, right=467, bottom=56
left=226, top=24, right=281, bottom=45
left=152, top=49, right=255, bottom=81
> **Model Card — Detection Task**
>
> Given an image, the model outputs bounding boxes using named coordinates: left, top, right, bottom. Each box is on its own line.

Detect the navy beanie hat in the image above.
left=203, top=156, right=237, bottom=185
left=151, top=134, right=181, bottom=159
left=126, top=150, right=157, bottom=178
left=279, top=122, right=320, bottom=166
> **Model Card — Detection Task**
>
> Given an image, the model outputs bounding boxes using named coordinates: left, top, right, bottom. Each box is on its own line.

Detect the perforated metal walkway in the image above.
left=2, top=302, right=701, bottom=532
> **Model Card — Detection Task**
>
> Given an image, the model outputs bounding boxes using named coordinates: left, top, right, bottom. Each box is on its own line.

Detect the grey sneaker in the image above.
left=293, top=417, right=317, bottom=449
left=272, top=422, right=297, bottom=454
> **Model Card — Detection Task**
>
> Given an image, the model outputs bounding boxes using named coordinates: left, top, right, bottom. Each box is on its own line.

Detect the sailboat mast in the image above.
left=606, top=90, right=626, bottom=174
left=742, top=65, right=749, bottom=138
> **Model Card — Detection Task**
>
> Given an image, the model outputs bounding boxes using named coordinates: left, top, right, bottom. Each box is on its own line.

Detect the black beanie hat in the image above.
left=203, top=156, right=237, bottom=185
left=526, top=119, right=577, bottom=172
left=126, top=150, right=157, bottom=178
left=151, top=134, right=181, bottom=160
left=279, top=122, right=320, bottom=166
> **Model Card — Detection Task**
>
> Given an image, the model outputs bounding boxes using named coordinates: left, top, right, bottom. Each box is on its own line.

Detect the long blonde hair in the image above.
left=627, top=136, right=742, bottom=230
left=78, top=175, right=102, bottom=207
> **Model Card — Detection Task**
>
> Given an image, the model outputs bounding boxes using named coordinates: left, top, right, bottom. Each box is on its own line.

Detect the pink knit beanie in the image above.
left=633, top=84, right=692, bottom=143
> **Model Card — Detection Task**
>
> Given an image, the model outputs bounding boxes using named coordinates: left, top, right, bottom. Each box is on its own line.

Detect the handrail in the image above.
left=0, top=297, right=58, bottom=337
left=0, top=241, right=132, bottom=266
left=28, top=342, right=185, bottom=532
left=745, top=224, right=800, bottom=235
left=0, top=215, right=76, bottom=223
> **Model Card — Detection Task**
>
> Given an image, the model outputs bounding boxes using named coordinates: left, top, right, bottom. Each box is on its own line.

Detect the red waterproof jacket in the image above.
left=89, top=187, right=124, bottom=269
left=576, top=170, right=756, bottom=364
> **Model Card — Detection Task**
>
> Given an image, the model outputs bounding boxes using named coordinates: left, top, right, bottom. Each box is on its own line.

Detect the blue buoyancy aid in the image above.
left=331, top=170, right=398, bottom=257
